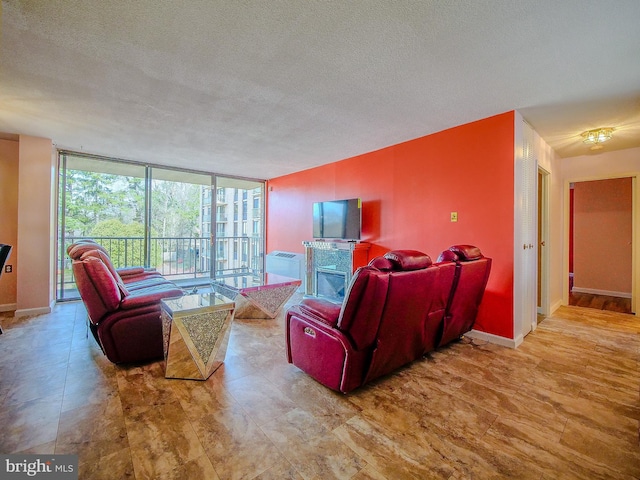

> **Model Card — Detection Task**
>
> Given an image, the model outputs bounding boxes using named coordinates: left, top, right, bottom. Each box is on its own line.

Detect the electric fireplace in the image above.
left=316, top=268, right=348, bottom=302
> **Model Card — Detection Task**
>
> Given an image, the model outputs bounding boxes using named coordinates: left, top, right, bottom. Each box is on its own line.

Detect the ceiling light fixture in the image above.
left=581, top=127, right=613, bottom=146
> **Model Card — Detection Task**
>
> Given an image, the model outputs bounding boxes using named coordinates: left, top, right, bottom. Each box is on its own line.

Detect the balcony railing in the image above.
left=58, top=235, right=263, bottom=300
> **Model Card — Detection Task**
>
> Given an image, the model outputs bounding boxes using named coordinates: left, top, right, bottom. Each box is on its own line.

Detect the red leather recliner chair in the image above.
left=69, top=241, right=184, bottom=364
left=437, top=245, right=492, bottom=348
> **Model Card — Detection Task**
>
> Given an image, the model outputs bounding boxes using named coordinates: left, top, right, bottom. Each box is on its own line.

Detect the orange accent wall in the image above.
left=267, top=111, right=515, bottom=339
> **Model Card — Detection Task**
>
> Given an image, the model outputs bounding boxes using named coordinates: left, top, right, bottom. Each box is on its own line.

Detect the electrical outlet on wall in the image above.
left=5, top=265, right=12, bottom=273
left=450, top=212, right=458, bottom=222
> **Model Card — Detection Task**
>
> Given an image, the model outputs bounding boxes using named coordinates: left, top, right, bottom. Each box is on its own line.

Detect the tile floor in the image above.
left=0, top=299, right=638, bottom=479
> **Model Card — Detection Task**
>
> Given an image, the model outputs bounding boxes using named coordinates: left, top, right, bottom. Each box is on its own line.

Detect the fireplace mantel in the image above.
left=303, top=241, right=370, bottom=301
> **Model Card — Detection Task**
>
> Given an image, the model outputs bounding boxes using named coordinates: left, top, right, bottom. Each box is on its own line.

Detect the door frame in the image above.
left=563, top=173, right=637, bottom=314
left=538, top=167, right=550, bottom=316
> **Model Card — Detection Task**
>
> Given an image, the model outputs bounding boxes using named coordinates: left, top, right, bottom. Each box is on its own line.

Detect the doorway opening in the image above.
left=537, top=168, right=550, bottom=318
left=568, top=177, right=634, bottom=314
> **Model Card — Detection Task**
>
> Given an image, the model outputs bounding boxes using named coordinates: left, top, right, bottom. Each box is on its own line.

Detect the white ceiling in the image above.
left=2, top=0, right=639, bottom=180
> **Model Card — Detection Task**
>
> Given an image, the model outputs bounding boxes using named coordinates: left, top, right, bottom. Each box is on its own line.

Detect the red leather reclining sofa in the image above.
left=286, top=245, right=491, bottom=393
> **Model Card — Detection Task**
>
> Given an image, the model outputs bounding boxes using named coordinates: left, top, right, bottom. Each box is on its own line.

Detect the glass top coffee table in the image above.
left=211, top=273, right=301, bottom=319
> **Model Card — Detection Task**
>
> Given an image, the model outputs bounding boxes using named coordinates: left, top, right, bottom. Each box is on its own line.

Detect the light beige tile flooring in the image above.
left=0, top=299, right=638, bottom=479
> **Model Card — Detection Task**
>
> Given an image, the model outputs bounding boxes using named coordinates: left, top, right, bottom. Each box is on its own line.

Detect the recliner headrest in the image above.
left=449, top=245, right=483, bottom=261
left=368, top=256, right=395, bottom=271
left=436, top=250, right=459, bottom=263
left=383, top=250, right=432, bottom=270
left=66, top=239, right=99, bottom=255
left=68, top=241, right=108, bottom=260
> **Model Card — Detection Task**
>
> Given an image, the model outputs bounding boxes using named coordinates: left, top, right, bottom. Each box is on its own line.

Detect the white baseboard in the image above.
left=15, top=306, right=52, bottom=318
left=550, top=299, right=563, bottom=314
left=465, top=329, right=520, bottom=349
left=572, top=287, right=631, bottom=298
left=0, top=303, right=17, bottom=313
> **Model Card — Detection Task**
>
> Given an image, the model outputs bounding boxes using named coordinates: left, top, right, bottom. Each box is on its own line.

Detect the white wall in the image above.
left=561, top=147, right=640, bottom=180
left=535, top=131, right=564, bottom=314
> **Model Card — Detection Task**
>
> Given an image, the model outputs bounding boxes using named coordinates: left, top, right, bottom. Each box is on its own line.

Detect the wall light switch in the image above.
left=450, top=212, right=458, bottom=222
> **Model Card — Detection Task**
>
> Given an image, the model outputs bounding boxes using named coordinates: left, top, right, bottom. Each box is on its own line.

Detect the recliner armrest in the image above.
left=117, top=266, right=145, bottom=276
left=119, top=286, right=184, bottom=310
left=298, top=297, right=341, bottom=327
left=117, top=266, right=158, bottom=277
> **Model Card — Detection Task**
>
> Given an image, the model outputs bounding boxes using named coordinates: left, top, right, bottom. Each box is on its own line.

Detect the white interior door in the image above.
left=514, top=114, right=538, bottom=343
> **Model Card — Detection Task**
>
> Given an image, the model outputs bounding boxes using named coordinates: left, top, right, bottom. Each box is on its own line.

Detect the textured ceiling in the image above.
left=1, top=0, right=639, bottom=180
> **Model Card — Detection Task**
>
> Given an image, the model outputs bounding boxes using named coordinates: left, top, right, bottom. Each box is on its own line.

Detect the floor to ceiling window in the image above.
left=211, top=176, right=264, bottom=280
left=57, top=152, right=265, bottom=301
left=149, top=168, right=213, bottom=283
left=58, top=153, right=147, bottom=300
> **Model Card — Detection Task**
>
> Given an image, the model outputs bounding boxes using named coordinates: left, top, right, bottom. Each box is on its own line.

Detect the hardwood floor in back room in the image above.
left=0, top=299, right=638, bottom=479
left=569, top=291, right=633, bottom=314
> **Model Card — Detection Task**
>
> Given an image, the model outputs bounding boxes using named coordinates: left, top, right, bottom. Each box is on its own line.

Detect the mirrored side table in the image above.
left=161, top=292, right=235, bottom=380
left=211, top=273, right=301, bottom=319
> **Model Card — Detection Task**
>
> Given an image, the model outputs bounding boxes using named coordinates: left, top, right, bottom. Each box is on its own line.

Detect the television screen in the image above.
left=312, top=198, right=361, bottom=240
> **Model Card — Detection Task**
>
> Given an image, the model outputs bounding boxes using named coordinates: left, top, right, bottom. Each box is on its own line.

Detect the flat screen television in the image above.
left=312, top=198, right=361, bottom=240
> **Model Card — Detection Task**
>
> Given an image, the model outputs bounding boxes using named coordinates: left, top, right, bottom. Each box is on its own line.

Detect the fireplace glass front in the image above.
left=316, top=268, right=347, bottom=302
